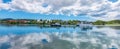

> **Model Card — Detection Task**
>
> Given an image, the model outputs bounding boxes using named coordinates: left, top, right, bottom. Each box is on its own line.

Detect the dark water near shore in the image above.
left=0, top=25, right=120, bottom=49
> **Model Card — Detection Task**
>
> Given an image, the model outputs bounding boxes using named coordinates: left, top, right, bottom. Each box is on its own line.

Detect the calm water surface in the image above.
left=0, top=25, right=120, bottom=49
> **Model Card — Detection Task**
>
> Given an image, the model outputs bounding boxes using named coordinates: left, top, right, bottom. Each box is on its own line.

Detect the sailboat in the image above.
left=77, top=22, right=93, bottom=30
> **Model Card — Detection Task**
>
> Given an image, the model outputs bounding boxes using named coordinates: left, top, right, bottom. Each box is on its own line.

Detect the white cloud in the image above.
left=0, top=0, right=11, bottom=10
left=0, top=0, right=120, bottom=20
left=0, top=0, right=2, bottom=3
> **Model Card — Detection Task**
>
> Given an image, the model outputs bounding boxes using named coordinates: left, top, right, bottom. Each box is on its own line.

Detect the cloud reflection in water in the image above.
left=0, top=27, right=120, bottom=49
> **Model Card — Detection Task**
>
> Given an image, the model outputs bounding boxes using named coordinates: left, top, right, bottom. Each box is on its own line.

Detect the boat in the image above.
left=50, top=23, right=61, bottom=27
left=109, top=45, right=118, bottom=49
left=76, top=22, right=93, bottom=30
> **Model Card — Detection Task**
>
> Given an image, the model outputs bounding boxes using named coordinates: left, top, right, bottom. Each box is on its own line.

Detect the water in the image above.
left=0, top=25, right=120, bottom=49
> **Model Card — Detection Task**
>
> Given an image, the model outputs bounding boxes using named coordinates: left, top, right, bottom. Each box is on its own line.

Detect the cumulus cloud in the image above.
left=0, top=0, right=2, bottom=3
left=0, top=0, right=120, bottom=20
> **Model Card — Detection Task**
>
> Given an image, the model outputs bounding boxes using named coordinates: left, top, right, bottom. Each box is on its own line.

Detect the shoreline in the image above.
left=0, top=24, right=77, bottom=27
left=0, top=23, right=120, bottom=27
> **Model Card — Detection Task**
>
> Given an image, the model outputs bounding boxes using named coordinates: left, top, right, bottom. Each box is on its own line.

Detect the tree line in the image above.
left=0, top=18, right=120, bottom=25
left=93, top=20, right=120, bottom=25
left=0, top=19, right=81, bottom=25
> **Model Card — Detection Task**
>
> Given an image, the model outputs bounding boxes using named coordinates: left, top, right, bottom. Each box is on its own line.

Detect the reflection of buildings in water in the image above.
left=77, top=22, right=93, bottom=31
left=56, top=27, right=60, bottom=29
left=73, top=27, right=76, bottom=29
left=81, top=27, right=93, bottom=31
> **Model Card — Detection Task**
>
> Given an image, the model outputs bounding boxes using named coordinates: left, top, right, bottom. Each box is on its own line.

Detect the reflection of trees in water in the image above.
left=109, top=26, right=120, bottom=30
left=96, top=26, right=120, bottom=30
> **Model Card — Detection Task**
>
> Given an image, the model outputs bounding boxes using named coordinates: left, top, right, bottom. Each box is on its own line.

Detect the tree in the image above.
left=93, top=20, right=106, bottom=25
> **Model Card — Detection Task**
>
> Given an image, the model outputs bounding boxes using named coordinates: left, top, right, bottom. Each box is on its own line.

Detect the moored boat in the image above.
left=76, top=22, right=93, bottom=30
left=50, top=23, right=61, bottom=27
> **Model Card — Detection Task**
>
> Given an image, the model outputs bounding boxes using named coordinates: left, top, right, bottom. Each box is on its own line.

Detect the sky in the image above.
left=0, top=0, right=120, bottom=21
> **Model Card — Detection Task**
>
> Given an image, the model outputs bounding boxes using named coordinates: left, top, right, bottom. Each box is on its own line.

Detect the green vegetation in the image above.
left=0, top=18, right=120, bottom=26
left=93, top=20, right=120, bottom=25
left=93, top=20, right=106, bottom=25
left=0, top=18, right=81, bottom=25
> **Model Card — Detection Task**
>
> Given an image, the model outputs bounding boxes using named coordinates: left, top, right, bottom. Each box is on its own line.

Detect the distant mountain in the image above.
left=1, top=18, right=14, bottom=21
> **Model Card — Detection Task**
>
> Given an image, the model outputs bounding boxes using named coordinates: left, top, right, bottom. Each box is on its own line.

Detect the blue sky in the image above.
left=2, top=0, right=11, bottom=3
left=0, top=0, right=119, bottom=21
left=0, top=10, right=94, bottom=21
